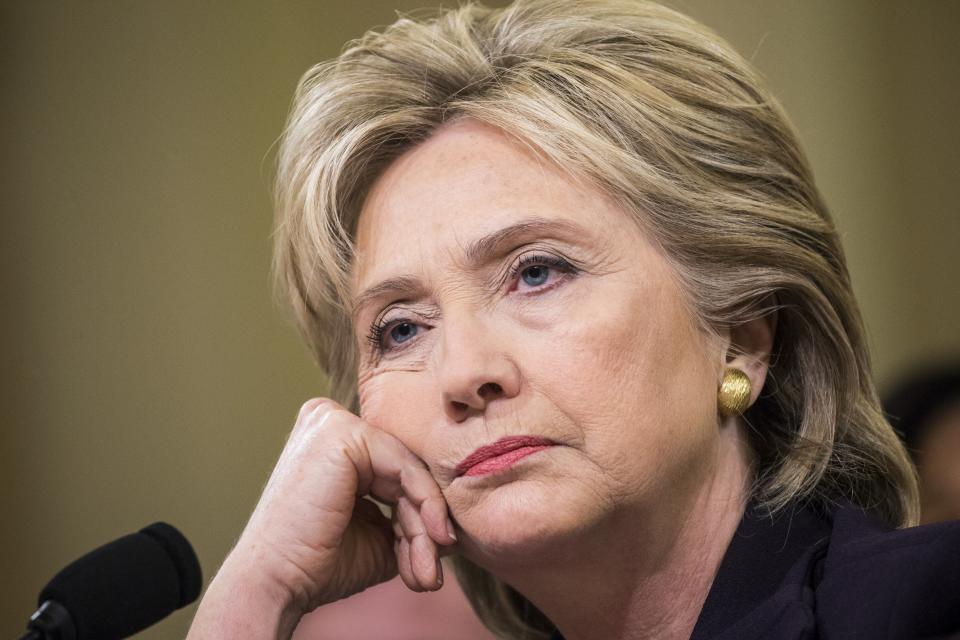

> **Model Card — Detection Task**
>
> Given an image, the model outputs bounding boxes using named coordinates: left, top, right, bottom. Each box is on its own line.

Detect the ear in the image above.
left=721, top=309, right=777, bottom=408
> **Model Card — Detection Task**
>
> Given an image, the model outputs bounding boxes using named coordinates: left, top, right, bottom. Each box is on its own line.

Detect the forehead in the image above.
left=349, top=119, right=625, bottom=309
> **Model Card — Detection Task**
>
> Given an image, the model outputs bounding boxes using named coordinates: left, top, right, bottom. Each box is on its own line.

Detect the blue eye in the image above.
left=521, top=264, right=549, bottom=287
left=512, top=253, right=576, bottom=292
left=389, top=322, right=417, bottom=345
left=365, top=314, right=425, bottom=356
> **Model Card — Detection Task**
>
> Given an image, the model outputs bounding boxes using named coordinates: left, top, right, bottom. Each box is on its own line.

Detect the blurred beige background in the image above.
left=2, top=1, right=957, bottom=638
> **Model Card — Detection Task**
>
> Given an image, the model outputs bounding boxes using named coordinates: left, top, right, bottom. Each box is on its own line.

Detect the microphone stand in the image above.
left=20, top=600, right=76, bottom=640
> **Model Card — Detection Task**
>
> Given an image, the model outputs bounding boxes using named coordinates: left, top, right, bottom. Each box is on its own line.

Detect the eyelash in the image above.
left=365, top=253, right=578, bottom=356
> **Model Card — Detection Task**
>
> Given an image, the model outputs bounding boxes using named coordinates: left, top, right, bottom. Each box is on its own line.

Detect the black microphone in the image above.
left=22, top=522, right=202, bottom=640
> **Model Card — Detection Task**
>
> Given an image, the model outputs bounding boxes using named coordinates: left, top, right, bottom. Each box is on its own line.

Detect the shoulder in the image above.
left=693, top=501, right=960, bottom=640
left=815, top=503, right=960, bottom=638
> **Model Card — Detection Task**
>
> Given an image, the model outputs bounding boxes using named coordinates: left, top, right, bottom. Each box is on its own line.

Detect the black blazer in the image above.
left=693, top=500, right=960, bottom=639
left=553, top=501, right=960, bottom=639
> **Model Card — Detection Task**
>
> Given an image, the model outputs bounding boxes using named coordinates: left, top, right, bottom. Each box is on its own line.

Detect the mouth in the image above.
left=455, top=436, right=557, bottom=478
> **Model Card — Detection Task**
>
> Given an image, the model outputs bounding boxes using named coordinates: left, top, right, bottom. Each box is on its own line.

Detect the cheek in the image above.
left=535, top=277, right=719, bottom=482
left=358, top=371, right=434, bottom=454
left=543, top=278, right=713, bottom=411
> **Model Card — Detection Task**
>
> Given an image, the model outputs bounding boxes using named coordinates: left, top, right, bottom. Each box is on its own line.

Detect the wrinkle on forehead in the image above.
left=350, top=120, right=559, bottom=283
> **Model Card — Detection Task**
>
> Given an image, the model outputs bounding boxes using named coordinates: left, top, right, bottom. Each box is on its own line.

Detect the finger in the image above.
left=363, top=434, right=431, bottom=505
left=391, top=509, right=404, bottom=540
left=396, top=495, right=457, bottom=564
left=393, top=499, right=440, bottom=591
left=407, top=509, right=457, bottom=561
left=410, top=533, right=440, bottom=590
left=396, top=537, right=422, bottom=592
left=361, top=429, right=456, bottom=546
left=397, top=497, right=448, bottom=585
left=420, top=495, right=457, bottom=546
left=394, top=495, right=424, bottom=540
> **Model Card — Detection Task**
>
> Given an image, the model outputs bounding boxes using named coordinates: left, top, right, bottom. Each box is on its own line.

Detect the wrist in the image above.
left=187, top=546, right=305, bottom=640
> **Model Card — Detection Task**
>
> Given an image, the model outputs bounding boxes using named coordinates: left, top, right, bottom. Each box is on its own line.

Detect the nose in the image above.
left=436, top=312, right=521, bottom=423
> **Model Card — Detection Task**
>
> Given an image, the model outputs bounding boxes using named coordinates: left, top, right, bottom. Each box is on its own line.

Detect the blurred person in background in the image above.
left=184, top=1, right=960, bottom=638
left=884, top=362, right=960, bottom=525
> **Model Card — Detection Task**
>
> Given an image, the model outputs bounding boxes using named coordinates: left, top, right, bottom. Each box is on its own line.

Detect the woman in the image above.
left=188, top=1, right=960, bottom=638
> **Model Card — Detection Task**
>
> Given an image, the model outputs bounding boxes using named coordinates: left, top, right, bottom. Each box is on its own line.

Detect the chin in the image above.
left=447, top=468, right=612, bottom=568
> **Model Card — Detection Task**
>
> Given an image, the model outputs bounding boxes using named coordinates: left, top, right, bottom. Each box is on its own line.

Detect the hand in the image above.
left=188, top=398, right=457, bottom=638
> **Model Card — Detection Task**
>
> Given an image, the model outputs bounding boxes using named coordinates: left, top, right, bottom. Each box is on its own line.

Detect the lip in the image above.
left=455, top=436, right=556, bottom=477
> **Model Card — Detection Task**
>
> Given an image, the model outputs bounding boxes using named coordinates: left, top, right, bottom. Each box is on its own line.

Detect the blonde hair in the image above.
left=272, top=1, right=919, bottom=637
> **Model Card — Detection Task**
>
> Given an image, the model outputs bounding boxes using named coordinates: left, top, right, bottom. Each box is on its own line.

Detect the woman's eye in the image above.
left=366, top=318, right=423, bottom=356
left=389, top=322, right=418, bottom=345
left=512, top=254, right=576, bottom=292
left=520, top=264, right=549, bottom=287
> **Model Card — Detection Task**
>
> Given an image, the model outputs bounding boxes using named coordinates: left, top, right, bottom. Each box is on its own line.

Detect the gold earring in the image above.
left=718, top=368, right=752, bottom=417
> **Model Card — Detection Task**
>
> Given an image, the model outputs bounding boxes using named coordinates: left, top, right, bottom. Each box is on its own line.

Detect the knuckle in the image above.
left=296, top=398, right=353, bottom=429
left=297, top=397, right=331, bottom=421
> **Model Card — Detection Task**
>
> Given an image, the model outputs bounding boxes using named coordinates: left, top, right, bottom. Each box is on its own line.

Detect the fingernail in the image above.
left=436, top=558, right=444, bottom=586
left=446, top=519, right=457, bottom=542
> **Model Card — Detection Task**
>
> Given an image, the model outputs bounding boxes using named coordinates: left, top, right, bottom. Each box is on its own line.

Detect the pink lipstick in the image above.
left=456, top=436, right=555, bottom=477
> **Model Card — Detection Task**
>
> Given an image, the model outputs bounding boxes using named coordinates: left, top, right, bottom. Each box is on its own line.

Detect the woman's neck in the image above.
left=493, top=422, right=753, bottom=640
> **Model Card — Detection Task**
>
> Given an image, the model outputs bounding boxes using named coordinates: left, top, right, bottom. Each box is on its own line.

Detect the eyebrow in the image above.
left=350, top=217, right=588, bottom=322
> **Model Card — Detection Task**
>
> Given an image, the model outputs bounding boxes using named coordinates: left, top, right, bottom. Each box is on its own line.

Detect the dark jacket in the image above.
left=692, top=500, right=960, bottom=639
left=554, top=501, right=960, bottom=639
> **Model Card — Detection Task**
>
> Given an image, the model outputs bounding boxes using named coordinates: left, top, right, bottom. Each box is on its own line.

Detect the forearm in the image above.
left=187, top=554, right=303, bottom=640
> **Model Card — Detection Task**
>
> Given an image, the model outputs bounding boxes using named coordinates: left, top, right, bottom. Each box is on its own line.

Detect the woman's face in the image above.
left=351, top=119, right=724, bottom=563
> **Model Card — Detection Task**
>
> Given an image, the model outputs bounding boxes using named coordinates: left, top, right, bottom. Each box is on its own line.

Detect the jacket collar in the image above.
left=549, top=501, right=832, bottom=640
left=689, top=500, right=832, bottom=639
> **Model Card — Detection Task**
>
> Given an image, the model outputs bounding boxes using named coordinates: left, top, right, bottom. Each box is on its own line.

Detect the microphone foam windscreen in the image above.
left=138, top=522, right=202, bottom=607
left=39, top=522, right=202, bottom=640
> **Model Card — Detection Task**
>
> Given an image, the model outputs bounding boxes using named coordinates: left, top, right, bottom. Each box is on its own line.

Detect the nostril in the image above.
left=478, top=382, right=503, bottom=398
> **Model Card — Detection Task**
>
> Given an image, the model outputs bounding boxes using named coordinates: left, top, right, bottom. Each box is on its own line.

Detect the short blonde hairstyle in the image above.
left=272, top=1, right=919, bottom=637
